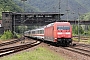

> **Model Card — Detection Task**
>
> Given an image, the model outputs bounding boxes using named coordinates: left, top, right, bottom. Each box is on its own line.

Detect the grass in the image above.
left=0, top=47, right=65, bottom=60
left=88, top=39, right=90, bottom=44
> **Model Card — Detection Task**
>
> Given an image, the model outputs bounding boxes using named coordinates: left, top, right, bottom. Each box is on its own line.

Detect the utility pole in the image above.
left=78, top=8, right=80, bottom=42
left=66, top=0, right=69, bottom=21
left=21, top=0, right=27, bottom=35
left=14, top=13, right=16, bottom=37
left=59, top=0, right=61, bottom=21
left=21, top=0, right=27, bottom=12
left=21, top=0, right=27, bottom=43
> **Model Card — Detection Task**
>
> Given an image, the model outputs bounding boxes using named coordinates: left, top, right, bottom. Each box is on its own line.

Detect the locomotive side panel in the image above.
left=44, top=26, right=54, bottom=42
left=53, top=23, right=58, bottom=42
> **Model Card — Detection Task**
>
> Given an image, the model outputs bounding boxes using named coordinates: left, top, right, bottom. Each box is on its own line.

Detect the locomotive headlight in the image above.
left=55, top=38, right=57, bottom=39
left=57, top=32, right=62, bottom=34
left=66, top=32, right=71, bottom=34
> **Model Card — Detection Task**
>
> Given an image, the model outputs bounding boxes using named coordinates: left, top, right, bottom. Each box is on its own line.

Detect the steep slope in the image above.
left=75, top=0, right=90, bottom=12
left=24, top=0, right=90, bottom=19
left=0, top=0, right=23, bottom=19
left=13, top=0, right=41, bottom=12
left=13, top=0, right=90, bottom=20
left=0, top=0, right=22, bottom=12
left=26, top=0, right=89, bottom=13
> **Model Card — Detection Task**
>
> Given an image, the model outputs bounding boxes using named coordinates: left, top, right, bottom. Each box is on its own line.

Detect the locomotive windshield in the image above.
left=57, top=26, right=70, bottom=30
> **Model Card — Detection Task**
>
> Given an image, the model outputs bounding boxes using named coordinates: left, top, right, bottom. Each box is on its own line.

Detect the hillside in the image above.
left=26, top=0, right=90, bottom=12
left=0, top=0, right=22, bottom=12
left=13, top=0, right=41, bottom=12
left=1, top=0, right=90, bottom=20
left=0, top=0, right=41, bottom=19
left=25, top=0, right=90, bottom=20
left=0, top=0, right=23, bottom=19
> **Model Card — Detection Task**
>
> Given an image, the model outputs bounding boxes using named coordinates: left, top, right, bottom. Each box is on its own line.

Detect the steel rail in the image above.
left=0, top=41, right=41, bottom=57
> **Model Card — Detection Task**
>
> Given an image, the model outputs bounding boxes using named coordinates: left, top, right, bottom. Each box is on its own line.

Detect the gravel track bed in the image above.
left=48, top=45, right=90, bottom=60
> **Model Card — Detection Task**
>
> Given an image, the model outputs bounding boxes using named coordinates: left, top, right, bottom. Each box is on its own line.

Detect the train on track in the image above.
left=24, top=22, right=72, bottom=46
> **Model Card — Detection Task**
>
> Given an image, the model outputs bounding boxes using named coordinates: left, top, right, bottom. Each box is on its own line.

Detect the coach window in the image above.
left=38, top=30, right=39, bottom=34
left=32, top=31, right=35, bottom=34
left=37, top=30, right=38, bottom=34
left=35, top=31, right=36, bottom=34
left=40, top=30, right=42, bottom=34
left=41, top=30, right=43, bottom=34
left=35, top=31, right=38, bottom=34
left=39, top=30, right=40, bottom=34
left=29, top=31, right=31, bottom=34
left=35, top=31, right=37, bottom=34
left=42, top=30, right=44, bottom=34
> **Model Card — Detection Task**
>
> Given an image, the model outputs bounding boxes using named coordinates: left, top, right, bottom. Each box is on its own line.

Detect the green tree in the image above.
left=72, top=25, right=84, bottom=35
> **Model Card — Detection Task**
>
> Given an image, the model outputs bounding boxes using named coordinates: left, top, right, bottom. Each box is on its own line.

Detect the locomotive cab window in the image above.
left=64, top=26, right=70, bottom=30
left=57, top=26, right=70, bottom=30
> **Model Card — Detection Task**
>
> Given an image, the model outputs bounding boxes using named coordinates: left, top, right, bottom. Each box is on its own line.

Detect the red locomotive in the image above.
left=24, top=22, right=72, bottom=46
left=44, top=22, right=72, bottom=46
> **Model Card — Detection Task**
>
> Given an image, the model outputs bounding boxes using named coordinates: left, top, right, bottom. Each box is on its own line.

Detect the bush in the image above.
left=13, top=32, right=21, bottom=38
left=0, top=30, right=13, bottom=40
left=83, top=31, right=90, bottom=35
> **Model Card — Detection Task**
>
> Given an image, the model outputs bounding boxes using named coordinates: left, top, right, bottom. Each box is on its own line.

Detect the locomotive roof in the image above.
left=45, top=22, right=70, bottom=27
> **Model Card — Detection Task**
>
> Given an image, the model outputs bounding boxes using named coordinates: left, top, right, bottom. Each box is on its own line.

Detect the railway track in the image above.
left=62, top=46, right=90, bottom=57
left=27, top=36, right=90, bottom=57
left=0, top=38, right=25, bottom=47
left=0, top=41, right=41, bottom=57
left=73, top=36, right=90, bottom=40
left=75, top=43, right=90, bottom=48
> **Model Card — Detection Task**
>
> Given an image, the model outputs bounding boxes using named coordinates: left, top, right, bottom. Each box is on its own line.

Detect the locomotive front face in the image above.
left=55, top=24, right=72, bottom=45
left=57, top=26, right=72, bottom=38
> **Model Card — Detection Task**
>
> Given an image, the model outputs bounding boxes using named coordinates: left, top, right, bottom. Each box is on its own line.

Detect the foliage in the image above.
left=75, top=0, right=90, bottom=12
left=0, top=0, right=89, bottom=20
left=13, top=31, right=21, bottom=38
left=72, top=24, right=90, bottom=36
left=88, top=40, right=90, bottom=44
left=15, top=26, right=39, bottom=34
left=15, top=0, right=90, bottom=19
left=0, top=30, right=13, bottom=40
left=72, top=25, right=78, bottom=35
left=0, top=0, right=23, bottom=19
left=16, top=34, right=21, bottom=38
left=13, top=0, right=40, bottom=12
left=72, top=25, right=84, bottom=35
left=15, top=26, right=28, bottom=33
left=12, top=0, right=90, bottom=15
left=79, top=25, right=84, bottom=34
left=80, top=12, right=90, bottom=21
